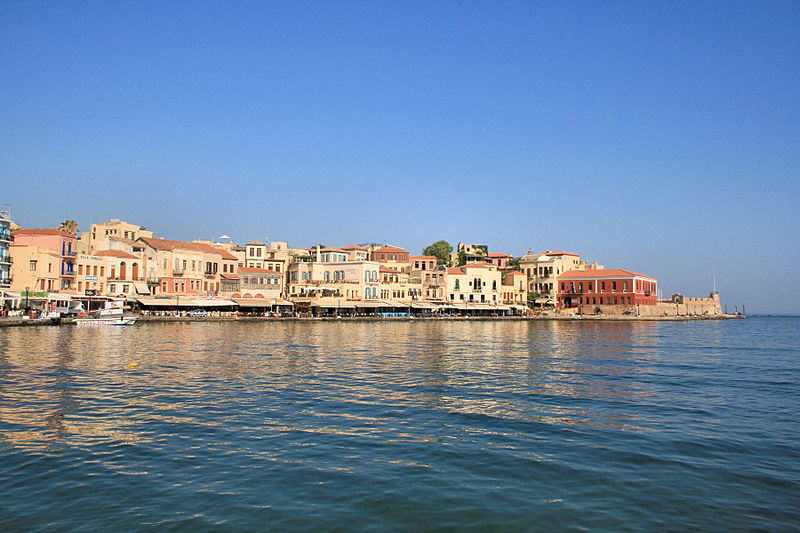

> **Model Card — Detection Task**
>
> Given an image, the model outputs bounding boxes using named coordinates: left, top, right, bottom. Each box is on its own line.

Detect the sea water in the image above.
left=1, top=318, right=798, bottom=530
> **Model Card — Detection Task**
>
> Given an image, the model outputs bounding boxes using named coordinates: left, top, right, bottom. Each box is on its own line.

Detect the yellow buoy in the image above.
left=128, top=362, right=139, bottom=369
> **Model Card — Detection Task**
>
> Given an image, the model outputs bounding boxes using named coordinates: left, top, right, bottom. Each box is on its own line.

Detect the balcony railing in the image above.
left=0, top=277, right=11, bottom=287
left=0, top=233, right=12, bottom=243
left=0, top=256, right=11, bottom=265
left=62, top=250, right=77, bottom=257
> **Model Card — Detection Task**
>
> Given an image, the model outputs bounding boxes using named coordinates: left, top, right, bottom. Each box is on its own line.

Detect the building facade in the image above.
left=11, top=229, right=77, bottom=292
left=556, top=269, right=658, bottom=311
left=519, top=250, right=600, bottom=304
left=445, top=263, right=502, bottom=304
left=0, top=208, right=11, bottom=287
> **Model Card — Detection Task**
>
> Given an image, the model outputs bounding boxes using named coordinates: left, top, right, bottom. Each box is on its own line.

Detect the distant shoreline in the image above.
left=0, top=314, right=746, bottom=328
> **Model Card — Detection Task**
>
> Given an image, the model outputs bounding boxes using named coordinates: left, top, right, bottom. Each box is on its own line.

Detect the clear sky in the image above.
left=2, top=1, right=799, bottom=314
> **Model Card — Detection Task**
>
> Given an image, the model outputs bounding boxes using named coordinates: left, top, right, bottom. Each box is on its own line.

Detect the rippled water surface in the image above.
left=1, top=318, right=798, bottom=530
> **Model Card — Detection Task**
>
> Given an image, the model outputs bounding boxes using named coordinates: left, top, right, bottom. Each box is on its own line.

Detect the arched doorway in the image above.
left=131, top=263, right=138, bottom=280
left=119, top=262, right=127, bottom=280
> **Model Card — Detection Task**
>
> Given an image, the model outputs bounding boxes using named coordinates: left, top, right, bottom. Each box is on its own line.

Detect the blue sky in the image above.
left=2, top=1, right=799, bottom=313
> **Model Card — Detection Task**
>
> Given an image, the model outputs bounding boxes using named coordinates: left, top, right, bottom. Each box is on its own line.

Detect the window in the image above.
left=601, top=281, right=606, bottom=291
left=455, top=279, right=460, bottom=290
left=79, top=265, right=84, bottom=275
left=612, top=281, right=617, bottom=291
left=93, top=266, right=98, bottom=276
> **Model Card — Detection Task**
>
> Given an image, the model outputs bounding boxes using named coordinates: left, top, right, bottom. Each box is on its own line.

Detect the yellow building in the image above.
left=445, top=263, right=502, bottom=305
left=9, top=245, right=61, bottom=293
left=501, top=271, right=528, bottom=308
left=519, top=250, right=601, bottom=304
left=79, top=219, right=153, bottom=254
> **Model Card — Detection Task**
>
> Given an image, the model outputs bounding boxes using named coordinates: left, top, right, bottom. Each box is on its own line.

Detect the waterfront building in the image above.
left=9, top=245, right=61, bottom=293
left=519, top=250, right=600, bottom=305
left=74, top=253, right=108, bottom=297
left=11, top=229, right=77, bottom=292
left=0, top=207, right=12, bottom=288
left=372, top=245, right=411, bottom=272
left=409, top=256, right=446, bottom=302
left=287, top=260, right=380, bottom=301
left=237, top=267, right=283, bottom=299
left=378, top=266, right=424, bottom=302
left=241, top=241, right=287, bottom=283
left=445, top=263, right=502, bottom=305
left=341, top=245, right=369, bottom=261
left=501, top=271, right=528, bottom=307
left=79, top=219, right=153, bottom=255
left=138, top=237, right=236, bottom=296
left=556, top=269, right=658, bottom=312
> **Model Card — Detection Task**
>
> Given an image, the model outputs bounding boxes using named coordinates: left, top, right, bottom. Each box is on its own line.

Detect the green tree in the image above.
left=58, top=219, right=79, bottom=235
left=422, top=240, right=453, bottom=265
left=507, top=257, right=522, bottom=270
left=527, top=291, right=539, bottom=309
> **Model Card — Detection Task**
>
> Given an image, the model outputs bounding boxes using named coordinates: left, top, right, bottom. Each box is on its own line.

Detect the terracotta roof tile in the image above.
left=13, top=228, right=75, bottom=238
left=93, top=250, right=138, bottom=259
left=558, top=269, right=656, bottom=280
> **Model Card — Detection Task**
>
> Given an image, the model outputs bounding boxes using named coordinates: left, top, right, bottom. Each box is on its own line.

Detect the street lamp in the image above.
left=25, top=286, right=29, bottom=313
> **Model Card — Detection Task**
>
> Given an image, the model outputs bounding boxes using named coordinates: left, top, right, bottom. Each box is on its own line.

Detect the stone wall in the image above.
left=560, top=293, right=723, bottom=317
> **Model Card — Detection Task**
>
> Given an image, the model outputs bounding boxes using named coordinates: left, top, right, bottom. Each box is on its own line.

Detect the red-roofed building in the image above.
left=519, top=250, right=602, bottom=305
left=486, top=252, right=513, bottom=270
left=138, top=237, right=237, bottom=296
left=557, top=269, right=658, bottom=311
left=372, top=245, right=410, bottom=263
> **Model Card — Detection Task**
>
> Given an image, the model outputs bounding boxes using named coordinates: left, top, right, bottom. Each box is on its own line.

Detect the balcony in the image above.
left=173, top=265, right=185, bottom=275
left=146, top=276, right=160, bottom=285
left=0, top=277, right=11, bottom=287
left=204, top=272, right=217, bottom=278
left=62, top=250, right=77, bottom=257
left=0, top=233, right=12, bottom=243
left=0, top=255, right=11, bottom=265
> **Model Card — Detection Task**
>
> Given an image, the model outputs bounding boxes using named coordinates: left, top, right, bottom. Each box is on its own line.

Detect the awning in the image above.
left=308, top=297, right=355, bottom=308
left=134, top=283, right=150, bottom=295
left=233, top=298, right=293, bottom=308
left=411, top=302, right=440, bottom=309
left=353, top=301, right=385, bottom=308
left=47, top=293, right=72, bottom=301
left=189, top=298, right=237, bottom=308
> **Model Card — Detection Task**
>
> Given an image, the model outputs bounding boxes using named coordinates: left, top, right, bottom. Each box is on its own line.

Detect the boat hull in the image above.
left=75, top=316, right=138, bottom=326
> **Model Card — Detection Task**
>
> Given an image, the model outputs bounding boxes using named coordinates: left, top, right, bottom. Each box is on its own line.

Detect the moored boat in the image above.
left=74, top=302, right=138, bottom=326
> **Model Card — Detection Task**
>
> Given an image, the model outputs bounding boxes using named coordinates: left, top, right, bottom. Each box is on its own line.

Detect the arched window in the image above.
left=455, top=279, right=460, bottom=290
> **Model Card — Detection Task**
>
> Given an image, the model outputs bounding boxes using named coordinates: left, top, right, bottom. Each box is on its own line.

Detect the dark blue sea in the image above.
left=1, top=318, right=798, bottom=531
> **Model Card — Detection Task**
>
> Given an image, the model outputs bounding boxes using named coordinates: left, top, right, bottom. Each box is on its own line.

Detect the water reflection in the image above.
left=0, top=320, right=713, bottom=455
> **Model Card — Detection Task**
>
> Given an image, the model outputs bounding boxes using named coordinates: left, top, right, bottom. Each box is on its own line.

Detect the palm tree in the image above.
left=58, top=219, right=79, bottom=235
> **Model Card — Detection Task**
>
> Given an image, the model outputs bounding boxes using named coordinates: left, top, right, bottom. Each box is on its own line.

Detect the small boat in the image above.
left=75, top=302, right=138, bottom=326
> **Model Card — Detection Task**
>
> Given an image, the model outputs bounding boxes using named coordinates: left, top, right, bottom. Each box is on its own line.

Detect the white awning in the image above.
left=134, top=283, right=150, bottom=295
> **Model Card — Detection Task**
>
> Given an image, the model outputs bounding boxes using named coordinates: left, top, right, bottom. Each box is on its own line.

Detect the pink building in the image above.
left=12, top=229, right=77, bottom=292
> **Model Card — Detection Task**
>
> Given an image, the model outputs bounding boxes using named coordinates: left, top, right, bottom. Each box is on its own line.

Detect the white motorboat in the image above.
left=74, top=302, right=138, bottom=326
